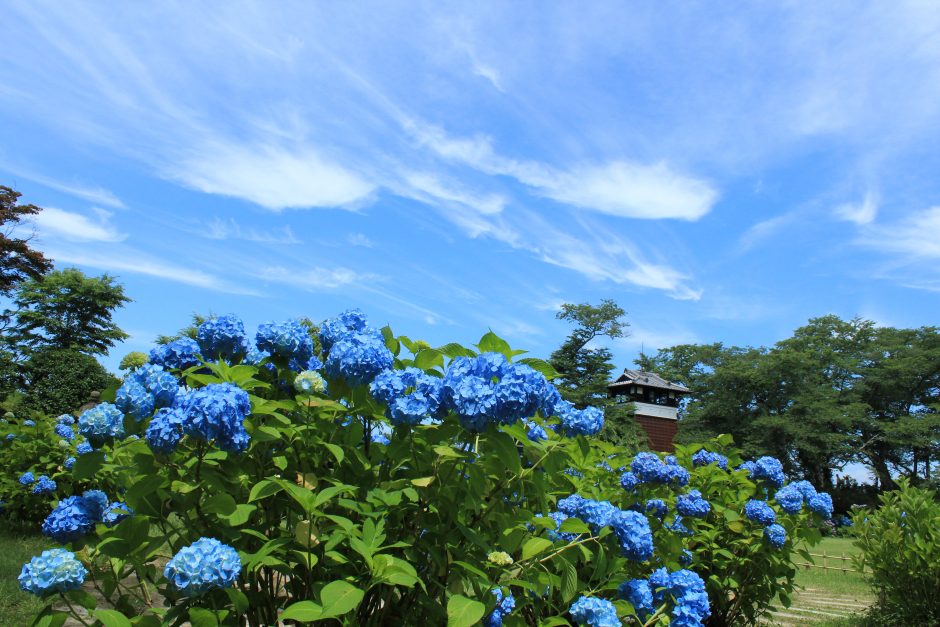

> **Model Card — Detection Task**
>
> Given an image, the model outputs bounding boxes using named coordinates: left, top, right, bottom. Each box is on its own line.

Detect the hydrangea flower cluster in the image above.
left=18, top=549, right=87, bottom=596
left=691, top=449, right=729, bottom=470
left=164, top=537, right=241, bottom=596
left=371, top=367, right=444, bottom=426
left=773, top=484, right=804, bottom=514
left=76, top=441, right=94, bottom=455
left=41, top=490, right=116, bottom=542
left=294, top=370, right=327, bottom=394
left=764, top=523, right=787, bottom=547
left=78, top=403, right=125, bottom=445
left=23, top=419, right=35, bottom=427
left=647, top=568, right=711, bottom=626
left=526, top=420, right=548, bottom=442
left=145, top=407, right=185, bottom=454
left=554, top=401, right=604, bottom=437
left=568, top=596, right=620, bottom=627
left=177, top=383, right=251, bottom=453
left=54, top=422, right=75, bottom=442
left=102, top=501, right=134, bottom=527
left=116, top=379, right=154, bottom=420
left=116, top=364, right=179, bottom=420
left=631, top=452, right=690, bottom=486
left=319, top=309, right=368, bottom=352
left=645, top=498, right=668, bottom=518
left=555, top=495, right=654, bottom=561
left=676, top=490, right=711, bottom=518
left=149, top=337, right=201, bottom=370
left=744, top=500, right=776, bottom=525
left=63, top=456, right=75, bottom=470
left=808, top=492, right=834, bottom=519
left=620, top=471, right=640, bottom=491
left=741, top=456, right=786, bottom=487
left=256, top=319, right=315, bottom=367
left=31, top=475, right=56, bottom=495
left=619, top=578, right=654, bottom=616
left=538, top=511, right=579, bottom=543
left=484, top=588, right=516, bottom=627
left=56, top=414, right=75, bottom=425
left=197, top=314, right=250, bottom=362
left=324, top=327, right=394, bottom=386
left=19, top=471, right=34, bottom=486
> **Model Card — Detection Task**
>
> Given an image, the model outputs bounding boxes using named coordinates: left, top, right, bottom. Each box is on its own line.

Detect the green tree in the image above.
left=0, top=185, right=52, bottom=294
left=549, top=300, right=633, bottom=445
left=155, top=312, right=211, bottom=344
left=21, top=348, right=116, bottom=415
left=119, top=351, right=149, bottom=371
left=4, top=268, right=130, bottom=356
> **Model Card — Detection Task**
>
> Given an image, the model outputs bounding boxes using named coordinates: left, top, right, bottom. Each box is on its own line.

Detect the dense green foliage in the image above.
left=0, top=186, right=52, bottom=295
left=8, top=319, right=829, bottom=627
left=640, top=315, right=940, bottom=490
left=119, top=352, right=150, bottom=372
left=20, top=348, right=116, bottom=416
left=852, top=481, right=940, bottom=625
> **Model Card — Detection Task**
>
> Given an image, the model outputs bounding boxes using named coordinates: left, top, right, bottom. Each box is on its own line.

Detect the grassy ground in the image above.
left=766, top=536, right=873, bottom=627
left=0, top=524, right=52, bottom=626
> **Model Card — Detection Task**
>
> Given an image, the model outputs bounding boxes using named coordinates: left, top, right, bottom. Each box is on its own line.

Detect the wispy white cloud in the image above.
left=45, top=247, right=256, bottom=295
left=204, top=217, right=300, bottom=244
left=859, top=206, right=940, bottom=259
left=346, top=232, right=374, bottom=248
left=257, top=265, right=378, bottom=290
left=167, top=141, right=375, bottom=211
left=738, top=211, right=802, bottom=252
left=0, top=165, right=125, bottom=209
left=34, top=207, right=125, bottom=242
left=835, top=192, right=878, bottom=225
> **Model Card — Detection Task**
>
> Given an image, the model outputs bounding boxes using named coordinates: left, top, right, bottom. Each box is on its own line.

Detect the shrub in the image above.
left=13, top=311, right=830, bottom=626
left=852, top=480, right=940, bottom=625
left=21, top=348, right=116, bottom=415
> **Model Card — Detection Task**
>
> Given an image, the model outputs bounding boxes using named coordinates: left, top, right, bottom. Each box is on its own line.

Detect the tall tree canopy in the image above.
left=0, top=185, right=52, bottom=293
left=642, top=315, right=940, bottom=489
left=549, top=300, right=640, bottom=447
left=3, top=267, right=130, bottom=356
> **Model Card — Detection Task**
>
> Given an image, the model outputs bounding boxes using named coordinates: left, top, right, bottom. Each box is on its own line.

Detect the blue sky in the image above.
left=2, top=1, right=940, bottom=378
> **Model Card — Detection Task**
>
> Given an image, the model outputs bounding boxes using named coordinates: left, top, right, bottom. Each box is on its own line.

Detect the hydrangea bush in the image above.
left=14, top=311, right=831, bottom=626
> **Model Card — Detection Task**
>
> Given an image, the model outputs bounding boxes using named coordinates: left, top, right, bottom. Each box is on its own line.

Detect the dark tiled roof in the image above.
left=608, top=368, right=690, bottom=393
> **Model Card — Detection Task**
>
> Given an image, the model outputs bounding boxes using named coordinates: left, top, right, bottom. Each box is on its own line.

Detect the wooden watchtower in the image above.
left=607, top=369, right=690, bottom=452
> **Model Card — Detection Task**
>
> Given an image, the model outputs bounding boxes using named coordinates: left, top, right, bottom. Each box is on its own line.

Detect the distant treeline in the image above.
left=639, top=315, right=940, bottom=491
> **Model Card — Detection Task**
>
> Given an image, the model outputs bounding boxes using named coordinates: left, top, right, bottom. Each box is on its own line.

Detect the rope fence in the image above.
left=796, top=551, right=868, bottom=574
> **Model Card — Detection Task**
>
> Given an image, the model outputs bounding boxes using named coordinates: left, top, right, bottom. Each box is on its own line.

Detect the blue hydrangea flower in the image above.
left=102, top=501, right=133, bottom=527
left=610, top=510, right=654, bottom=561
left=631, top=452, right=689, bottom=486
left=31, top=475, right=56, bottom=495
left=485, top=587, right=516, bottom=627
left=750, top=456, right=786, bottom=487
left=808, top=492, right=833, bottom=519
left=744, top=500, right=776, bottom=525
left=620, top=471, right=639, bottom=491
left=164, top=537, right=241, bottom=596
left=676, top=490, right=711, bottom=518
left=18, top=472, right=35, bottom=485
left=691, top=449, right=729, bottom=470
left=569, top=596, right=620, bottom=627
left=667, top=515, right=693, bottom=536
left=78, top=403, right=125, bottom=445
left=325, top=329, right=394, bottom=387
left=23, top=419, right=35, bottom=427
left=54, top=423, right=75, bottom=442
left=42, top=496, right=97, bottom=542
left=76, top=441, right=94, bottom=455
left=737, top=460, right=757, bottom=475
left=664, top=569, right=711, bottom=627
left=115, top=379, right=155, bottom=421
left=526, top=421, right=548, bottom=441
left=256, top=319, right=314, bottom=367
left=319, top=309, right=369, bottom=352
left=149, top=337, right=201, bottom=371
left=559, top=497, right=618, bottom=530
left=56, top=414, right=75, bottom=425
left=645, top=499, right=668, bottom=518
left=556, top=402, right=604, bottom=437
left=178, top=383, right=251, bottom=453
left=146, top=407, right=184, bottom=454
left=764, top=523, right=786, bottom=548
left=791, top=480, right=818, bottom=501
left=371, top=367, right=444, bottom=426
left=18, top=549, right=87, bottom=596
left=5, top=433, right=15, bottom=441
left=197, top=314, right=250, bottom=362
left=618, top=579, right=654, bottom=618
left=63, top=457, right=76, bottom=470
left=132, top=366, right=179, bottom=408
left=294, top=370, right=327, bottom=394
left=774, top=484, right=804, bottom=514
left=81, top=490, right=109, bottom=521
